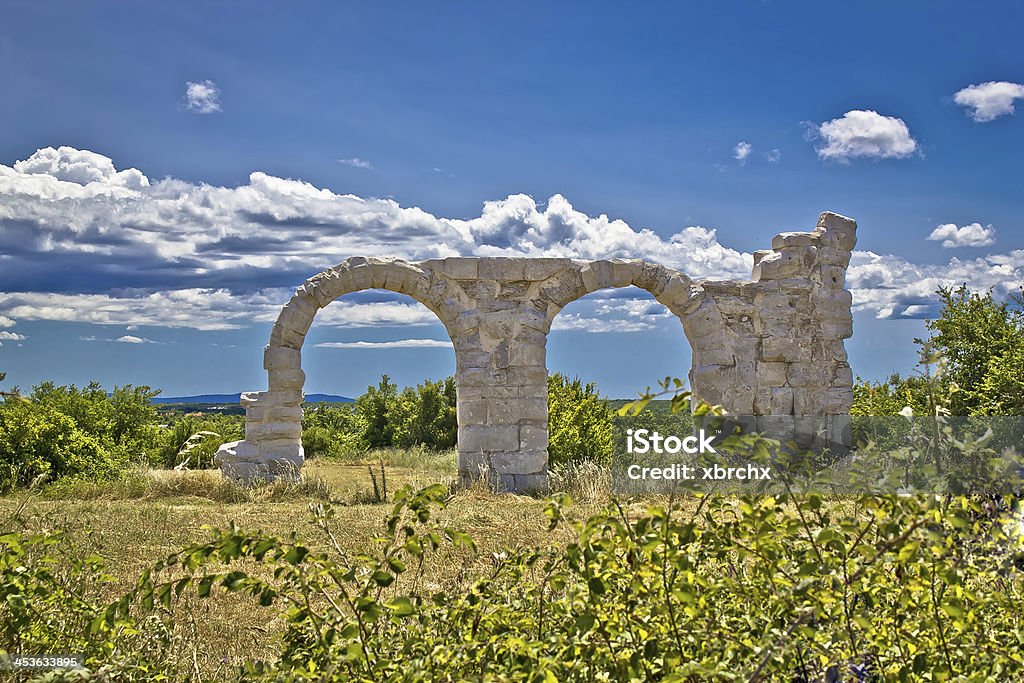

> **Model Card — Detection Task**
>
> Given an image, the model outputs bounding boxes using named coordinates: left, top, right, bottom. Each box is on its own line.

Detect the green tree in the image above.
left=921, top=285, right=1024, bottom=415
left=356, top=375, right=399, bottom=448
left=392, top=378, right=457, bottom=450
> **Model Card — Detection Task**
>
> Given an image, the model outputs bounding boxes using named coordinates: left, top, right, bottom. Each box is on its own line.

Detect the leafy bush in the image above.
left=10, top=481, right=1022, bottom=680
left=547, top=373, right=614, bottom=466
left=389, top=377, right=457, bottom=450
left=0, top=402, right=115, bottom=491
left=0, top=381, right=165, bottom=491
left=305, top=376, right=458, bottom=459
left=151, top=413, right=243, bottom=469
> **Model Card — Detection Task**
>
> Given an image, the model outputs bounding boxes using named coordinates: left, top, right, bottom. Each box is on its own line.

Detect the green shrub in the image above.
left=389, top=377, right=457, bottom=451
left=151, top=413, right=242, bottom=469
left=547, top=373, right=614, bottom=466
left=0, top=401, right=121, bottom=491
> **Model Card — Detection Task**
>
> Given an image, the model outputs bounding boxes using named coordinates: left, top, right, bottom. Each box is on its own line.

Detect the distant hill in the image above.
left=153, top=393, right=354, bottom=405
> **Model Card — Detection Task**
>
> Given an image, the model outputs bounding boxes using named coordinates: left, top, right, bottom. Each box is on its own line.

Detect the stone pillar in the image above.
left=428, top=257, right=558, bottom=494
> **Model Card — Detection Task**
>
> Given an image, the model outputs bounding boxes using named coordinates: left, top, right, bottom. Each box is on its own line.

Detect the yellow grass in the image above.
left=0, top=457, right=630, bottom=679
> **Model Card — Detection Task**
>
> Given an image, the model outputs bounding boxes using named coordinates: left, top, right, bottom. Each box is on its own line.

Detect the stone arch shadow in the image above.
left=217, top=212, right=858, bottom=493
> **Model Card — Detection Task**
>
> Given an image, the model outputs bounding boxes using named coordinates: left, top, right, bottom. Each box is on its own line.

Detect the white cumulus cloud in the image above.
left=954, top=81, right=1024, bottom=122
left=813, top=110, right=918, bottom=161
left=0, top=316, right=14, bottom=328
left=848, top=250, right=1024, bottom=319
left=733, top=141, right=751, bottom=163
left=184, top=80, right=222, bottom=114
left=315, top=339, right=452, bottom=349
left=927, top=223, right=996, bottom=248
left=0, top=331, right=26, bottom=341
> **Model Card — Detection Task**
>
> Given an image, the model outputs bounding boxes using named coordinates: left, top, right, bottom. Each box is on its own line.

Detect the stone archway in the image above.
left=216, top=211, right=858, bottom=493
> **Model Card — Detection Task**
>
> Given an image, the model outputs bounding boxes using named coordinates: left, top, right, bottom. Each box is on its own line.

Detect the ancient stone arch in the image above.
left=216, top=211, right=857, bottom=493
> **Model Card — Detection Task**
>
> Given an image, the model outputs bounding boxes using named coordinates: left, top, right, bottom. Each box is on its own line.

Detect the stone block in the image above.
left=247, top=390, right=302, bottom=407
left=818, top=246, right=852, bottom=267
left=519, top=424, right=548, bottom=450
left=771, top=232, right=817, bottom=250
left=590, top=260, right=616, bottom=289
left=479, top=258, right=525, bottom=281
left=506, top=365, right=547, bottom=386
left=458, top=399, right=488, bottom=424
left=609, top=259, right=638, bottom=287
left=578, top=264, right=599, bottom=293
left=813, top=288, right=853, bottom=311
left=457, top=451, right=491, bottom=478
left=753, top=251, right=802, bottom=280
left=511, top=343, right=546, bottom=366
left=247, top=423, right=302, bottom=443
left=263, top=345, right=301, bottom=372
left=245, top=404, right=304, bottom=423
left=755, top=415, right=796, bottom=439
left=259, top=437, right=304, bottom=458
left=442, top=257, right=478, bottom=279
left=787, top=362, right=830, bottom=388
left=821, top=319, right=854, bottom=339
left=793, top=388, right=824, bottom=415
left=824, top=387, right=854, bottom=413
left=657, top=274, right=692, bottom=306
left=815, top=212, right=857, bottom=250
left=523, top=259, right=567, bottom=281
left=460, top=425, right=520, bottom=452
left=347, top=263, right=373, bottom=289
left=761, top=336, right=810, bottom=362
left=491, top=449, right=547, bottom=475
left=694, top=345, right=736, bottom=367
left=832, top=365, right=853, bottom=387
left=278, top=303, right=315, bottom=336
left=268, top=367, right=306, bottom=390
left=820, top=265, right=846, bottom=288
left=269, top=322, right=305, bottom=350
left=769, top=387, right=794, bottom=414
left=756, top=361, right=789, bottom=386
left=681, top=300, right=721, bottom=339
left=513, top=473, right=550, bottom=494
left=752, top=249, right=774, bottom=267
left=493, top=473, right=518, bottom=493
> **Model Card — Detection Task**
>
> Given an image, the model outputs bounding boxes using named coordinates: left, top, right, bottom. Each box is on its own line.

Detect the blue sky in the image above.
left=1, top=2, right=1022, bottom=398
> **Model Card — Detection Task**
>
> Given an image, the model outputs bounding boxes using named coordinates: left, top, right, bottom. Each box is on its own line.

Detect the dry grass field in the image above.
left=0, top=454, right=624, bottom=679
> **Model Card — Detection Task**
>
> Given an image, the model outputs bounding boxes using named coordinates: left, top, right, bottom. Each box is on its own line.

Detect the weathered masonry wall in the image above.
left=216, top=211, right=858, bottom=493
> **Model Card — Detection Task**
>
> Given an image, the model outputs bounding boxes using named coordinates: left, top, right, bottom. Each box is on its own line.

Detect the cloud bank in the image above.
left=0, top=146, right=1021, bottom=335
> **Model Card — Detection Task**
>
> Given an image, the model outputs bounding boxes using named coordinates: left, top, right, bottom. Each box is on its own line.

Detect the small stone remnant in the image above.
left=216, top=212, right=858, bottom=493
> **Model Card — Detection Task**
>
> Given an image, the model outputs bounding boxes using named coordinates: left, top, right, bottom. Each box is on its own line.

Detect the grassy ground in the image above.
left=0, top=453, right=621, bottom=679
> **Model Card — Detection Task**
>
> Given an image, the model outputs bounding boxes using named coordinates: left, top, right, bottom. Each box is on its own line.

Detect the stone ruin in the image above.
left=216, top=211, right=858, bottom=493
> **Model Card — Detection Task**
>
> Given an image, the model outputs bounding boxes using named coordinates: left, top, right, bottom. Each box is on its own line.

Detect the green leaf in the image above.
left=385, top=595, right=416, bottom=617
